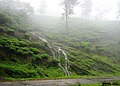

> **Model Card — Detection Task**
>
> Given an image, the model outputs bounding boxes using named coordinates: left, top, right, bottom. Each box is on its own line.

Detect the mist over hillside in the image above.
left=0, top=0, right=120, bottom=81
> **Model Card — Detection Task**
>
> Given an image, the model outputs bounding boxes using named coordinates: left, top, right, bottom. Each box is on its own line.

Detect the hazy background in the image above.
left=1, top=0, right=120, bottom=79
left=20, top=0, right=119, bottom=20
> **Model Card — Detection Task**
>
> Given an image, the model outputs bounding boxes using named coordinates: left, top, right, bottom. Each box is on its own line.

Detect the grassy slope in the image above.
left=0, top=12, right=64, bottom=80
left=32, top=16, right=120, bottom=76
left=0, top=11, right=120, bottom=80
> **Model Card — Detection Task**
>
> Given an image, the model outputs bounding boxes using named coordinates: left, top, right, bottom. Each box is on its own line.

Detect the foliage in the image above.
left=81, top=0, right=93, bottom=18
left=33, top=16, right=120, bottom=76
left=33, top=54, right=49, bottom=60
left=69, top=83, right=101, bottom=86
left=44, top=67, right=64, bottom=77
left=0, top=0, right=34, bottom=15
left=0, top=12, right=14, bottom=26
left=61, top=0, right=79, bottom=17
left=0, top=62, right=45, bottom=78
left=0, top=25, right=6, bottom=33
left=112, top=80, right=120, bottom=85
left=61, top=0, right=79, bottom=33
left=49, top=58, right=60, bottom=67
left=24, top=32, right=32, bottom=39
left=6, top=28, right=15, bottom=34
left=0, top=4, right=61, bottom=79
left=0, top=2, right=120, bottom=79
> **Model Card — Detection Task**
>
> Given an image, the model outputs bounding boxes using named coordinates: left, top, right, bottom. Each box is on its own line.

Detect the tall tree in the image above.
left=61, top=0, right=79, bottom=34
left=20, top=2, right=34, bottom=15
left=95, top=9, right=109, bottom=20
left=37, top=0, right=47, bottom=16
left=81, top=0, right=92, bottom=19
left=0, top=0, right=33, bottom=15
left=117, top=0, right=120, bottom=19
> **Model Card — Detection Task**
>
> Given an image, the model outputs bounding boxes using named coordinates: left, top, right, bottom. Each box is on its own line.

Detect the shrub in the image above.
left=33, top=54, right=43, bottom=60
left=19, top=41, right=29, bottom=47
left=44, top=67, right=64, bottom=77
left=6, top=28, right=15, bottom=35
left=24, top=33, right=31, bottom=39
left=30, top=47, right=40, bottom=54
left=40, top=54, right=49, bottom=59
left=17, top=47, right=33, bottom=55
left=0, top=63, right=40, bottom=78
left=80, top=42, right=91, bottom=49
left=0, top=12, right=13, bottom=26
left=0, top=25, right=6, bottom=33
left=33, top=54, right=49, bottom=60
left=35, top=67, right=45, bottom=78
left=49, top=58, right=60, bottom=67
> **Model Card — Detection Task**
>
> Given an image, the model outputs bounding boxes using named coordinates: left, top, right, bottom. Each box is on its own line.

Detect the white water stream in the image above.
left=29, top=32, right=69, bottom=76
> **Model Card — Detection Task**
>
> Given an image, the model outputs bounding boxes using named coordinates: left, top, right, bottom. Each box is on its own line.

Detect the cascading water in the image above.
left=29, top=32, right=69, bottom=76
left=57, top=47, right=70, bottom=76
left=30, top=32, right=55, bottom=58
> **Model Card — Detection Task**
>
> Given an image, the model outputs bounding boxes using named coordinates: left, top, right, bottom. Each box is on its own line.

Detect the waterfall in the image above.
left=38, top=36, right=56, bottom=58
left=57, top=47, right=70, bottom=76
left=30, top=32, right=55, bottom=58
left=29, top=32, right=69, bottom=76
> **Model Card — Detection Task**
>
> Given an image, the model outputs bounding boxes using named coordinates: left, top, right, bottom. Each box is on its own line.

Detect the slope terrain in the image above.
left=0, top=7, right=120, bottom=80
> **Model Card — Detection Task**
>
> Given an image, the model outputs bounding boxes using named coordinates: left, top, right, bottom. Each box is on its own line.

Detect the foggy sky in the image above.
left=20, top=0, right=119, bottom=20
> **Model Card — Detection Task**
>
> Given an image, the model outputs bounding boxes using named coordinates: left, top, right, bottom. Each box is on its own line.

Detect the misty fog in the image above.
left=1, top=0, right=120, bottom=84
left=20, top=0, right=119, bottom=20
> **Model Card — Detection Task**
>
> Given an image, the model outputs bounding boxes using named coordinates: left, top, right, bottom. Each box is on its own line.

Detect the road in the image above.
left=0, top=77, right=120, bottom=86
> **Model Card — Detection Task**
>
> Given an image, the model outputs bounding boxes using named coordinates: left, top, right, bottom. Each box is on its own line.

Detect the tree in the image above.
left=117, top=1, right=120, bottom=19
left=0, top=0, right=33, bottom=15
left=81, top=0, right=92, bottom=19
left=20, top=2, right=34, bottom=15
left=37, top=0, right=47, bottom=16
left=95, top=9, right=109, bottom=20
left=61, top=0, right=79, bottom=34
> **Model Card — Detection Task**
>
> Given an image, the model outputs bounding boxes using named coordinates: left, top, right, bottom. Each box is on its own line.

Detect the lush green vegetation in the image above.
left=0, top=1, right=64, bottom=80
left=32, top=16, right=120, bottom=76
left=0, top=0, right=120, bottom=81
left=112, top=80, right=120, bottom=85
left=69, top=80, right=120, bottom=86
left=69, top=83, right=101, bottom=86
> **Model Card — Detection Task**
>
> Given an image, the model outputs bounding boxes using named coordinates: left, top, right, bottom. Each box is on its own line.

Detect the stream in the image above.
left=29, top=32, right=70, bottom=76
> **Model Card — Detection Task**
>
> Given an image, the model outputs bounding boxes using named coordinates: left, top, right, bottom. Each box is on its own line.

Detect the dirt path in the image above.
left=0, top=77, right=120, bottom=86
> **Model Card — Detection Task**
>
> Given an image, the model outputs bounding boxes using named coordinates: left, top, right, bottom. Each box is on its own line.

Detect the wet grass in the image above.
left=68, top=83, right=101, bottom=86
left=69, top=80, right=120, bottom=86
left=3, top=75, right=119, bottom=81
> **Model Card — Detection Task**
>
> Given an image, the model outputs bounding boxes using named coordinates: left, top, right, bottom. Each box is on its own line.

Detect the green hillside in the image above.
left=32, top=16, right=120, bottom=75
left=0, top=0, right=120, bottom=80
left=0, top=9, right=64, bottom=80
